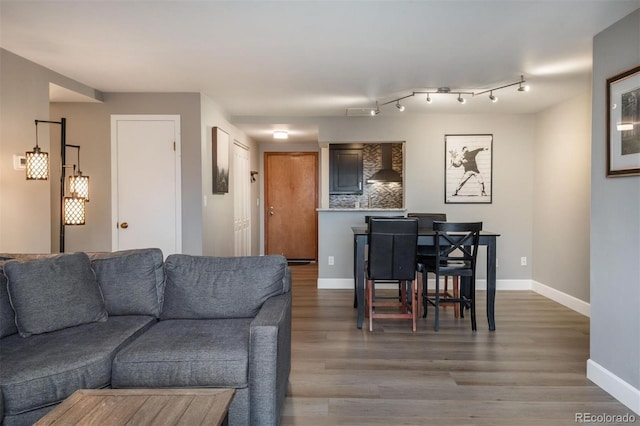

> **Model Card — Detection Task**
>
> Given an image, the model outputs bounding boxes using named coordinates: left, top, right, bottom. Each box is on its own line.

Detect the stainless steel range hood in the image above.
left=367, top=144, right=402, bottom=183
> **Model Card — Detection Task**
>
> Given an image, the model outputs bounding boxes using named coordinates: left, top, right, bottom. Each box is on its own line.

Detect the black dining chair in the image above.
left=421, top=221, right=482, bottom=331
left=365, top=217, right=419, bottom=332
left=362, top=215, right=406, bottom=303
left=408, top=213, right=457, bottom=318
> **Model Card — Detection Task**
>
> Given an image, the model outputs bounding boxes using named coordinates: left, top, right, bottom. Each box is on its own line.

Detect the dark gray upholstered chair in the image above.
left=421, top=221, right=482, bottom=331
left=408, top=213, right=458, bottom=318
left=365, top=217, right=419, bottom=332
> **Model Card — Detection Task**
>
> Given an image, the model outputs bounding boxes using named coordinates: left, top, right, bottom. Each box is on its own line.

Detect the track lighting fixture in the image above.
left=366, top=75, right=528, bottom=114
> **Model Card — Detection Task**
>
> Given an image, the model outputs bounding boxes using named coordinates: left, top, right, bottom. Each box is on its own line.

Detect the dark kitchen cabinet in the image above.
left=330, top=147, right=363, bottom=194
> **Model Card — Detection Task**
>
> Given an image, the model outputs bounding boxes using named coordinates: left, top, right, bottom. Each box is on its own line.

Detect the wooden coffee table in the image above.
left=34, top=388, right=235, bottom=426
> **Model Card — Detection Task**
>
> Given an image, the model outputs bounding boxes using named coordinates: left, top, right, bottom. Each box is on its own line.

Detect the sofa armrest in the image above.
left=249, top=291, right=292, bottom=426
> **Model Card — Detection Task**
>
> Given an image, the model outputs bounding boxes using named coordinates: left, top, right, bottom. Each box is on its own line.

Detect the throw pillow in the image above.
left=4, top=252, right=108, bottom=337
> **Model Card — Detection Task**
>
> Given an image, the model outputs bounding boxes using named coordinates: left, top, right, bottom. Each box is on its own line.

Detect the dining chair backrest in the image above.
left=407, top=213, right=447, bottom=230
left=364, top=215, right=404, bottom=224
left=409, top=213, right=447, bottom=258
left=433, top=221, right=483, bottom=273
left=367, top=217, right=418, bottom=281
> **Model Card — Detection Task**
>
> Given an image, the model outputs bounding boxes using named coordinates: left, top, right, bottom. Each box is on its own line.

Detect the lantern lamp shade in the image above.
left=25, top=147, right=49, bottom=180
left=69, top=174, right=90, bottom=201
left=63, top=195, right=86, bottom=225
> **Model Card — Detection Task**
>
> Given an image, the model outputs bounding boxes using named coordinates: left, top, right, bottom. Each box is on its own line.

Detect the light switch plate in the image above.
left=13, top=154, right=26, bottom=170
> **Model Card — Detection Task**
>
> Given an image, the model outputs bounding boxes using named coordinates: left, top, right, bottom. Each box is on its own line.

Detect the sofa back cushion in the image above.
left=161, top=255, right=288, bottom=319
left=90, top=248, right=164, bottom=317
left=4, top=252, right=108, bottom=337
left=0, top=260, right=18, bottom=338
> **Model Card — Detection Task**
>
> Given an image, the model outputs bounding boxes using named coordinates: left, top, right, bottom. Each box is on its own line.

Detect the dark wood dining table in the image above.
left=352, top=226, right=500, bottom=330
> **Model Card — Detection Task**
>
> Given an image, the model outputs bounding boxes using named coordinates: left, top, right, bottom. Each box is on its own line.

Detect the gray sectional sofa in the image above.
left=0, top=249, right=291, bottom=426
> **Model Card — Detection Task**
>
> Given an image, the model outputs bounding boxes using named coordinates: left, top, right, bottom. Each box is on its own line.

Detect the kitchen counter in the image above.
left=317, top=208, right=406, bottom=212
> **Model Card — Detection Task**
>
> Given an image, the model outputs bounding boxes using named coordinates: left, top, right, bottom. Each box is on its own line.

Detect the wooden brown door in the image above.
left=265, top=152, right=318, bottom=260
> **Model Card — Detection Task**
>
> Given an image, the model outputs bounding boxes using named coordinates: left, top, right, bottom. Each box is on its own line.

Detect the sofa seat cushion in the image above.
left=0, top=315, right=155, bottom=416
left=112, top=318, right=252, bottom=389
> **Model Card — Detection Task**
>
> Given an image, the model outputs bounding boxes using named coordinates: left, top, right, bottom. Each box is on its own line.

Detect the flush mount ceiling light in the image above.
left=367, top=75, right=528, bottom=114
left=273, top=130, right=288, bottom=140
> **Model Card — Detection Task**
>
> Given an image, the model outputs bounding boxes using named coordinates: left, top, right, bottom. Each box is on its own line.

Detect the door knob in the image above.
left=268, top=206, right=275, bottom=216
left=120, top=222, right=129, bottom=229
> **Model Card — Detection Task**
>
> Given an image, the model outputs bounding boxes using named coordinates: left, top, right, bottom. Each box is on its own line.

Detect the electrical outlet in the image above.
left=328, top=256, right=335, bottom=266
left=521, top=256, right=527, bottom=266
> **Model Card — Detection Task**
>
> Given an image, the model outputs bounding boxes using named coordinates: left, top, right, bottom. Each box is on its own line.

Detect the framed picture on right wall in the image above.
left=607, top=64, right=640, bottom=177
left=445, top=134, right=493, bottom=204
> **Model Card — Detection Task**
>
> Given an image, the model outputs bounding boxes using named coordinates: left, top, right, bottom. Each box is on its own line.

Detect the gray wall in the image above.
left=590, top=8, right=640, bottom=395
left=201, top=94, right=260, bottom=257
left=1, top=50, right=260, bottom=257
left=0, top=49, right=101, bottom=253
left=50, top=93, right=203, bottom=254
left=312, top=114, right=535, bottom=282
left=533, top=92, right=592, bottom=301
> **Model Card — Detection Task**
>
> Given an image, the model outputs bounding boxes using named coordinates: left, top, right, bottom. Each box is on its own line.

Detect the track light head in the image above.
left=518, top=83, right=530, bottom=92
left=457, top=94, right=466, bottom=104
left=396, top=101, right=405, bottom=112
left=489, top=91, right=498, bottom=103
left=426, top=94, right=432, bottom=104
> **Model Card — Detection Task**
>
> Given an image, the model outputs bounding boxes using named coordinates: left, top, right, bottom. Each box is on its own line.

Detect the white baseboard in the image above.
left=587, top=359, right=640, bottom=416
left=316, top=278, right=531, bottom=291
left=532, top=280, right=590, bottom=317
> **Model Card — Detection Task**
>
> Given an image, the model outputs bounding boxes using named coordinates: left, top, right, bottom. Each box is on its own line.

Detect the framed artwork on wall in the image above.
left=445, top=134, right=493, bottom=204
left=212, top=127, right=230, bottom=193
left=607, top=64, right=640, bottom=177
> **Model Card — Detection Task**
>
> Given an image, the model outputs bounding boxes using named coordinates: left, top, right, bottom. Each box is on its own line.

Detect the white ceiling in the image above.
left=1, top=0, right=639, bottom=143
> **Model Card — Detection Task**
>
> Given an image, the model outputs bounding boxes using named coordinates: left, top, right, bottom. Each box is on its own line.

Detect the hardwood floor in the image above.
left=281, top=263, right=633, bottom=426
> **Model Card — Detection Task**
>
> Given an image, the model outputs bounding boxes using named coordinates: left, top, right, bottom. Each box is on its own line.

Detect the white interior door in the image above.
left=111, top=115, right=181, bottom=257
left=233, top=142, right=251, bottom=256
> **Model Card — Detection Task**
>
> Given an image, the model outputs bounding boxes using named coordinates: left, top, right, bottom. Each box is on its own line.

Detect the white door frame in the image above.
left=233, top=141, right=251, bottom=256
left=110, top=114, right=182, bottom=253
